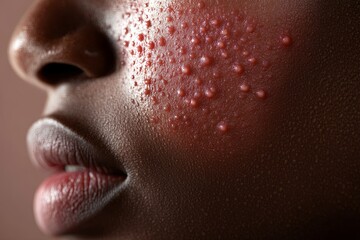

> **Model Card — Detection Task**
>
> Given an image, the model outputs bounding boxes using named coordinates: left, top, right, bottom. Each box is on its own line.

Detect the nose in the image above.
left=9, top=0, right=116, bottom=88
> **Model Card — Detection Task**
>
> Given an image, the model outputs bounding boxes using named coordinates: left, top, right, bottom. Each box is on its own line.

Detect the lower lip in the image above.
left=34, top=170, right=125, bottom=236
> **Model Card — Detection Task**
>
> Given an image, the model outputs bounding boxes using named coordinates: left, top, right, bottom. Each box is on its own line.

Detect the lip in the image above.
left=27, top=118, right=127, bottom=236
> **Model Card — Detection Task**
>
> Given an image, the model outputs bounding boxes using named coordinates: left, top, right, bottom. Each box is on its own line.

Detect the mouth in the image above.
left=27, top=118, right=127, bottom=236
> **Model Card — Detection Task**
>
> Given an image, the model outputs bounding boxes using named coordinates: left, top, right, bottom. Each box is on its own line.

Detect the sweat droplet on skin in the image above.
left=120, top=1, right=293, bottom=145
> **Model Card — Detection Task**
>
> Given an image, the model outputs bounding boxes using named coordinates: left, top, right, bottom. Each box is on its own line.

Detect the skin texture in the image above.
left=9, top=0, right=360, bottom=239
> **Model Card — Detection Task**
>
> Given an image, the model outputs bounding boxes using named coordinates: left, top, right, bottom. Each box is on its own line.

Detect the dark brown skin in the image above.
left=9, top=0, right=360, bottom=239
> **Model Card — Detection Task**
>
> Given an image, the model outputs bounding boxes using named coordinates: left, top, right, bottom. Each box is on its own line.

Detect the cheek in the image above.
left=118, top=1, right=293, bottom=153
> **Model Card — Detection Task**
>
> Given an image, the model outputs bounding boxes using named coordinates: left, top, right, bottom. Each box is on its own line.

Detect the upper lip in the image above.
left=27, top=117, right=127, bottom=176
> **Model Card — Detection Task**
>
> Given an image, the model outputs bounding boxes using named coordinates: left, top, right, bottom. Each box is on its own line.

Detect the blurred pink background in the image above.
left=0, top=1, right=51, bottom=239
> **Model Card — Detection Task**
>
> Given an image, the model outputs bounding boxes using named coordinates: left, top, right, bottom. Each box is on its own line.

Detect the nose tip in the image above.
left=9, top=0, right=116, bottom=88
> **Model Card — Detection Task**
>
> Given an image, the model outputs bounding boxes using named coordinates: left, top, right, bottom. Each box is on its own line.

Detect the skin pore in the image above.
left=9, top=0, right=360, bottom=239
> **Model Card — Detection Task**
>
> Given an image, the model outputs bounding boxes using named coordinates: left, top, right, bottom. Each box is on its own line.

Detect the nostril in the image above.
left=37, top=63, right=85, bottom=85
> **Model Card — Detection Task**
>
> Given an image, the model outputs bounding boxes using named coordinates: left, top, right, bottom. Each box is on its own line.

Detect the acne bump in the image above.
left=120, top=1, right=293, bottom=136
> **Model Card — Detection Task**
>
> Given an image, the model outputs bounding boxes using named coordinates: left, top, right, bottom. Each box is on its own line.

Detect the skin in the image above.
left=9, top=0, right=360, bottom=239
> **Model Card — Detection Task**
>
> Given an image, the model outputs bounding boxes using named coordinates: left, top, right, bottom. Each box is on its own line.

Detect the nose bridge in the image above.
left=9, top=0, right=116, bottom=88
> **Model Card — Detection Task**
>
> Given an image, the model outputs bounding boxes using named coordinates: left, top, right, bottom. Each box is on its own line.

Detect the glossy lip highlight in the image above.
left=27, top=118, right=127, bottom=236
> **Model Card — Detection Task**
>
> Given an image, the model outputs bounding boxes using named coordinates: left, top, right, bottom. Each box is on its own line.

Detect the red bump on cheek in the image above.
left=281, top=35, right=293, bottom=47
left=119, top=1, right=293, bottom=150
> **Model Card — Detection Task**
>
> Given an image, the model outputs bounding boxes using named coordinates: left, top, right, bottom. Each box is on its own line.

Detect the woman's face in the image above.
left=9, top=0, right=360, bottom=239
